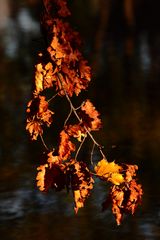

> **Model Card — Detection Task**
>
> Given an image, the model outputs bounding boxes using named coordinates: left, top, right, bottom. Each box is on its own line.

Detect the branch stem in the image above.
left=57, top=73, right=107, bottom=160
left=40, top=134, right=49, bottom=151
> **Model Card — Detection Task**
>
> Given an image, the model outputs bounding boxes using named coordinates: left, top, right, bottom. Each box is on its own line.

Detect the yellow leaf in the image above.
left=108, top=173, right=124, bottom=185
left=95, top=159, right=122, bottom=178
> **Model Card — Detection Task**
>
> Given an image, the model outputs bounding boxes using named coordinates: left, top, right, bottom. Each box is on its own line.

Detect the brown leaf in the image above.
left=68, top=160, right=94, bottom=213
left=36, top=161, right=66, bottom=192
left=34, top=62, right=57, bottom=95
left=58, top=130, right=75, bottom=160
left=124, top=164, right=138, bottom=182
left=110, top=185, right=124, bottom=225
left=102, top=164, right=143, bottom=225
left=26, top=120, right=43, bottom=141
left=125, top=179, right=143, bottom=214
left=66, top=124, right=86, bottom=142
left=26, top=96, right=54, bottom=140
left=46, top=19, right=90, bottom=97
left=80, top=100, right=102, bottom=131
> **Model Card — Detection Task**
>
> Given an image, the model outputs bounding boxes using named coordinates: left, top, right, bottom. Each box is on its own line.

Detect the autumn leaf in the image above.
left=125, top=179, right=143, bottom=214
left=102, top=164, right=143, bottom=225
left=36, top=164, right=49, bottom=191
left=47, top=151, right=60, bottom=167
left=36, top=162, right=66, bottom=192
left=66, top=124, right=86, bottom=142
left=95, top=159, right=124, bottom=185
left=46, top=19, right=91, bottom=97
left=58, top=130, right=75, bottom=160
left=110, top=185, right=124, bottom=225
left=79, top=60, right=91, bottom=81
left=80, top=100, right=102, bottom=131
left=68, top=160, right=94, bottom=213
left=26, top=95, right=54, bottom=140
left=108, top=173, right=124, bottom=185
left=34, top=62, right=57, bottom=95
left=124, top=164, right=139, bottom=182
left=26, top=120, right=43, bottom=140
left=35, top=63, right=44, bottom=94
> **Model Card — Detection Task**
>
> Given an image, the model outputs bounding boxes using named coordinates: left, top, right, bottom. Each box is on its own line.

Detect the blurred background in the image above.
left=0, top=0, right=160, bottom=239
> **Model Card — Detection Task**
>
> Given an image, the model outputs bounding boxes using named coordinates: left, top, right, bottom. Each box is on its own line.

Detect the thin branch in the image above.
left=56, top=72, right=107, bottom=160
left=90, top=143, right=95, bottom=166
left=47, top=92, right=59, bottom=103
left=64, top=107, right=72, bottom=126
left=75, top=135, right=87, bottom=160
left=74, top=101, right=85, bottom=110
left=40, top=134, right=49, bottom=151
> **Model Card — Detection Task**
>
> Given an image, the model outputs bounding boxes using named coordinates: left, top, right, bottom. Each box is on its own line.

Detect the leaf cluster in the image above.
left=26, top=0, right=143, bottom=225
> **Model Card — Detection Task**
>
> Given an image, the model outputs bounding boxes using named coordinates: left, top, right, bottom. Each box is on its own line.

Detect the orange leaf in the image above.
left=58, top=130, right=75, bottom=160
left=66, top=124, right=86, bottom=142
left=26, top=96, right=54, bottom=140
left=68, top=160, right=94, bottom=213
left=36, top=162, right=66, bottom=192
left=26, top=120, right=43, bottom=140
left=80, top=100, right=102, bottom=131
left=36, top=164, right=49, bottom=191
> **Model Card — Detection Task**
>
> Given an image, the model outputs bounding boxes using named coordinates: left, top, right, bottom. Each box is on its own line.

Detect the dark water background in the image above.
left=0, top=0, right=160, bottom=239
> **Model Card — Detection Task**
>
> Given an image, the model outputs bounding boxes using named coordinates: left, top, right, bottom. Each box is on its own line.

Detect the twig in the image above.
left=40, top=134, right=49, bottom=151
left=47, top=92, right=59, bottom=103
left=64, top=107, right=72, bottom=126
left=75, top=135, right=86, bottom=160
left=56, top=73, right=107, bottom=160
left=90, top=143, right=95, bottom=166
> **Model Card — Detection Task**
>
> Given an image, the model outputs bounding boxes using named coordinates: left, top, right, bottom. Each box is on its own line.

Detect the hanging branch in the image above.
left=25, top=0, right=143, bottom=225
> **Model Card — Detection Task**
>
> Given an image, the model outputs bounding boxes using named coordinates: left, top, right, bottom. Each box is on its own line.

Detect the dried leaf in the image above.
left=26, top=120, right=43, bottom=140
left=66, top=124, right=86, bottom=142
left=47, top=151, right=60, bottom=167
left=110, top=185, right=124, bottom=225
left=103, top=164, right=143, bottom=225
left=125, top=179, right=143, bottom=214
left=36, top=164, right=49, bottom=191
left=34, top=62, right=57, bottom=95
left=80, top=100, right=102, bottom=131
left=26, top=96, right=54, bottom=140
left=124, top=164, right=138, bottom=182
left=46, top=19, right=91, bottom=97
left=68, top=160, right=94, bottom=213
left=36, top=162, right=66, bottom=192
left=58, top=130, right=75, bottom=160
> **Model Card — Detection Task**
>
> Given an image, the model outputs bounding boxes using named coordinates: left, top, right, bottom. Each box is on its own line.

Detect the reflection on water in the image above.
left=0, top=1, right=160, bottom=239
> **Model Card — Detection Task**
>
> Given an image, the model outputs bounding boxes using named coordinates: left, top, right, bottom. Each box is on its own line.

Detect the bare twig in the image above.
left=40, top=134, right=49, bottom=151
left=64, top=107, right=72, bottom=126
left=75, top=135, right=87, bottom=160
left=47, top=92, right=59, bottom=103
left=90, top=143, right=95, bottom=166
